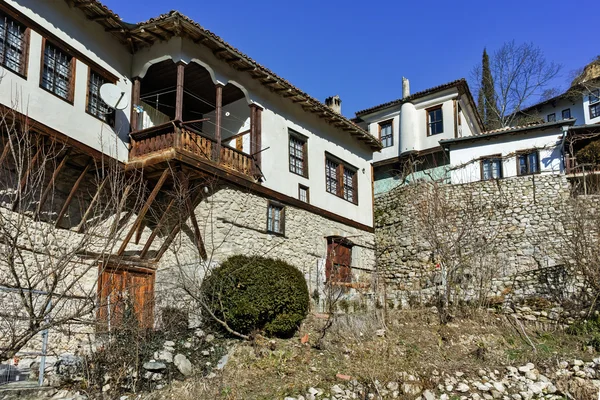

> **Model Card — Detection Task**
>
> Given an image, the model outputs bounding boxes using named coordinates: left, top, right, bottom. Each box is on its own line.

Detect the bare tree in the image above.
left=472, top=41, right=562, bottom=128
left=0, top=105, right=145, bottom=362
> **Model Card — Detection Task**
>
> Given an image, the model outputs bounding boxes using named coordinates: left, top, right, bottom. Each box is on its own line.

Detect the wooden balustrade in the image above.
left=129, top=122, right=255, bottom=179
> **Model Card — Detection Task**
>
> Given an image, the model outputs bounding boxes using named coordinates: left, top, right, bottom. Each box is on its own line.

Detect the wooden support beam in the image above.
left=237, top=66, right=256, bottom=72
left=213, top=48, right=228, bottom=56
left=140, top=28, right=166, bottom=41
left=135, top=218, right=144, bottom=244
left=117, top=169, right=169, bottom=256
left=0, top=136, right=13, bottom=168
left=130, top=77, right=141, bottom=132
left=175, top=62, right=185, bottom=121
left=34, top=151, right=70, bottom=219
left=214, top=83, right=223, bottom=161
left=187, top=197, right=207, bottom=260
left=88, top=15, right=111, bottom=22
left=12, top=145, right=43, bottom=211
left=76, top=176, right=108, bottom=233
left=140, top=197, right=175, bottom=258
left=154, top=190, right=204, bottom=262
left=55, top=161, right=92, bottom=228
left=74, top=1, right=93, bottom=8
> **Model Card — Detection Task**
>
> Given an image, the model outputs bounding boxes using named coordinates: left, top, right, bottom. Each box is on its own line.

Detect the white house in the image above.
left=353, top=78, right=482, bottom=194
left=0, top=0, right=382, bottom=345
left=441, top=120, right=576, bottom=184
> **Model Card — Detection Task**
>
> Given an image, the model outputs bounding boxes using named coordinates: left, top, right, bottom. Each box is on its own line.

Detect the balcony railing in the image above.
left=129, top=121, right=255, bottom=179
left=565, top=156, right=600, bottom=176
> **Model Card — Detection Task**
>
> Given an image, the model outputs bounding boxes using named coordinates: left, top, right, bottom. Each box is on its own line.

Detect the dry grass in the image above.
left=145, top=308, right=594, bottom=400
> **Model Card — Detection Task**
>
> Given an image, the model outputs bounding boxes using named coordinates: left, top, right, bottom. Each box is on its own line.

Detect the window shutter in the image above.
left=280, top=206, right=286, bottom=235
left=302, top=140, right=308, bottom=177
left=352, top=171, right=358, bottom=205
left=21, top=27, right=30, bottom=76
left=336, top=164, right=344, bottom=197
left=68, top=57, right=76, bottom=101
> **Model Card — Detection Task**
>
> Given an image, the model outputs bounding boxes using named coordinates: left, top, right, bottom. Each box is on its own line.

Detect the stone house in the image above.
left=0, top=0, right=382, bottom=360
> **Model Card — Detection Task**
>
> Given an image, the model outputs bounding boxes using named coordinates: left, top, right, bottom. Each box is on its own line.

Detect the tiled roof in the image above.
left=64, top=2, right=382, bottom=150
left=355, top=79, right=465, bottom=116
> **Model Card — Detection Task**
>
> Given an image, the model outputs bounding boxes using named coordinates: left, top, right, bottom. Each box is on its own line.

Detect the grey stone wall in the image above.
left=375, top=174, right=588, bottom=314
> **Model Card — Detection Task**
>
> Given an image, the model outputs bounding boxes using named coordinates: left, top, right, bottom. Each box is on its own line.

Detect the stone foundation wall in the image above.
left=374, top=174, right=591, bottom=315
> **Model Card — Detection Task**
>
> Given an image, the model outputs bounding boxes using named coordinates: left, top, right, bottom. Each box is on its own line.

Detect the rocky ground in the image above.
left=3, top=309, right=600, bottom=400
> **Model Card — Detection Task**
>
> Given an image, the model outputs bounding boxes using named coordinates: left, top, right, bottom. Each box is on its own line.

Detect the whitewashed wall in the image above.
left=1, top=0, right=132, bottom=161
left=523, top=97, right=585, bottom=125
left=448, top=128, right=565, bottom=184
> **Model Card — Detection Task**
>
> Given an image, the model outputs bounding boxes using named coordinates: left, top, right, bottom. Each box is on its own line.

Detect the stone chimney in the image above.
left=402, top=77, right=410, bottom=98
left=325, top=95, right=342, bottom=114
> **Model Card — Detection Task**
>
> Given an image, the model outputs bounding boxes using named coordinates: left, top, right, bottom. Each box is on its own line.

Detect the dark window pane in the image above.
left=547, top=113, right=556, bottom=122
left=0, top=13, right=26, bottom=75
left=562, top=109, right=571, bottom=119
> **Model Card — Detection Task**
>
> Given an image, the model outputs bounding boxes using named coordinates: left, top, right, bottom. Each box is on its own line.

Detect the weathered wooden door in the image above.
left=325, top=237, right=352, bottom=283
left=97, top=266, right=155, bottom=330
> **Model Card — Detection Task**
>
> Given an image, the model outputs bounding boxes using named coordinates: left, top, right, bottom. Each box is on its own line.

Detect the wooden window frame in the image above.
left=266, top=200, right=285, bottom=236
left=0, top=11, right=30, bottom=78
left=561, top=108, right=571, bottom=120
left=86, top=68, right=116, bottom=126
left=547, top=113, right=556, bottom=122
left=516, top=149, right=540, bottom=176
left=324, top=153, right=358, bottom=205
left=378, top=119, right=393, bottom=148
left=426, top=105, right=444, bottom=136
left=298, top=184, right=309, bottom=203
left=39, top=38, right=76, bottom=104
left=288, top=130, right=308, bottom=178
left=589, top=89, right=600, bottom=105
left=480, top=154, right=503, bottom=181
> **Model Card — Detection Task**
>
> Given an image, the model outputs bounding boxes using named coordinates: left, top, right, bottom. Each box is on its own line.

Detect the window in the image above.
left=326, top=237, right=352, bottom=284
left=562, top=109, right=571, bottom=119
left=547, top=113, right=556, bottom=122
left=427, top=106, right=443, bottom=135
left=325, top=155, right=358, bottom=204
left=298, top=184, right=309, bottom=203
left=379, top=120, right=393, bottom=148
left=517, top=150, right=540, bottom=175
left=481, top=156, right=502, bottom=180
left=589, top=89, right=600, bottom=105
left=289, top=131, right=308, bottom=177
left=0, top=12, right=28, bottom=76
left=591, top=103, right=600, bottom=119
left=87, top=70, right=114, bottom=124
left=41, top=40, right=74, bottom=101
left=266, top=201, right=285, bottom=235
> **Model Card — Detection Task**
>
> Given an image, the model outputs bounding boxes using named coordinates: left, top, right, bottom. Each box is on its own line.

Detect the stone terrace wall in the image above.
left=375, top=174, right=588, bottom=313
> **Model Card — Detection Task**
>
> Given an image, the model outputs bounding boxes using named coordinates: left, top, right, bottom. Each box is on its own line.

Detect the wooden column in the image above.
left=130, top=77, right=141, bottom=132
left=175, top=62, right=185, bottom=122
left=250, top=103, right=263, bottom=177
left=214, top=83, right=224, bottom=161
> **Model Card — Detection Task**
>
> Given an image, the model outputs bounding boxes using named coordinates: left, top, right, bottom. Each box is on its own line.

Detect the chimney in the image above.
left=325, top=95, right=342, bottom=114
left=402, top=77, right=410, bottom=98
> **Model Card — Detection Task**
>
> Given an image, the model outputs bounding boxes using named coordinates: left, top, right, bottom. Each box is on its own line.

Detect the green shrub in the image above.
left=201, top=255, right=309, bottom=338
left=576, top=141, right=600, bottom=166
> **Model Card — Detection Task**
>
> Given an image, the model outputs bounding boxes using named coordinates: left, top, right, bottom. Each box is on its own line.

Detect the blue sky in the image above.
left=102, top=0, right=598, bottom=118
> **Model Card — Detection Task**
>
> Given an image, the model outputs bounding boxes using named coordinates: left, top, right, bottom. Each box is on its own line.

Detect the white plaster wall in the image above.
left=411, top=93, right=457, bottom=152
left=132, top=37, right=375, bottom=227
left=2, top=0, right=132, bottom=161
left=449, top=129, right=564, bottom=184
left=365, top=108, right=401, bottom=163
left=526, top=97, right=585, bottom=125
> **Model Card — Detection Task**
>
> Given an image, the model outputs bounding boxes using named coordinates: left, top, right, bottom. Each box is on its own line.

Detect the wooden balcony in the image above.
left=565, top=156, right=600, bottom=176
left=128, top=121, right=257, bottom=180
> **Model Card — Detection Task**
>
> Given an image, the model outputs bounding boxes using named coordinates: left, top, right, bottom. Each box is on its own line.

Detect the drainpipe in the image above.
left=560, top=124, right=569, bottom=173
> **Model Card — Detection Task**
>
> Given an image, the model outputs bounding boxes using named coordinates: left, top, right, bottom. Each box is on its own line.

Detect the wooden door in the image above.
left=97, top=266, right=155, bottom=330
left=326, top=237, right=352, bottom=284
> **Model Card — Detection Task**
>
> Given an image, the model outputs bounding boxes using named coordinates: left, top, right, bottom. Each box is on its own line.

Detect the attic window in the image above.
left=378, top=120, right=393, bottom=148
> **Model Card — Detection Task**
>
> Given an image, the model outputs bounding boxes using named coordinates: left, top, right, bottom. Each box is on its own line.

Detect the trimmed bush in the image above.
left=576, top=141, right=600, bottom=166
left=201, top=255, right=309, bottom=338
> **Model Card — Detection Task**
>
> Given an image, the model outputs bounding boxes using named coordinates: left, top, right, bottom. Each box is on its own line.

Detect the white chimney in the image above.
left=325, top=95, right=342, bottom=114
left=402, top=77, right=410, bottom=98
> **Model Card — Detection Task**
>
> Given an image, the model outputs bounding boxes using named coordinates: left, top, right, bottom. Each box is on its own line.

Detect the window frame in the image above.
left=39, top=37, right=76, bottom=104
left=516, top=149, right=540, bottom=176
left=298, top=184, right=309, bottom=203
left=86, top=68, right=116, bottom=125
left=324, top=153, right=358, bottom=205
left=266, top=200, right=285, bottom=236
left=562, top=108, right=571, bottom=120
left=378, top=119, right=393, bottom=148
left=0, top=11, right=30, bottom=78
left=426, top=105, right=444, bottom=136
left=590, top=102, right=600, bottom=119
left=288, top=130, right=308, bottom=178
left=480, top=154, right=503, bottom=181
left=547, top=113, right=556, bottom=122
